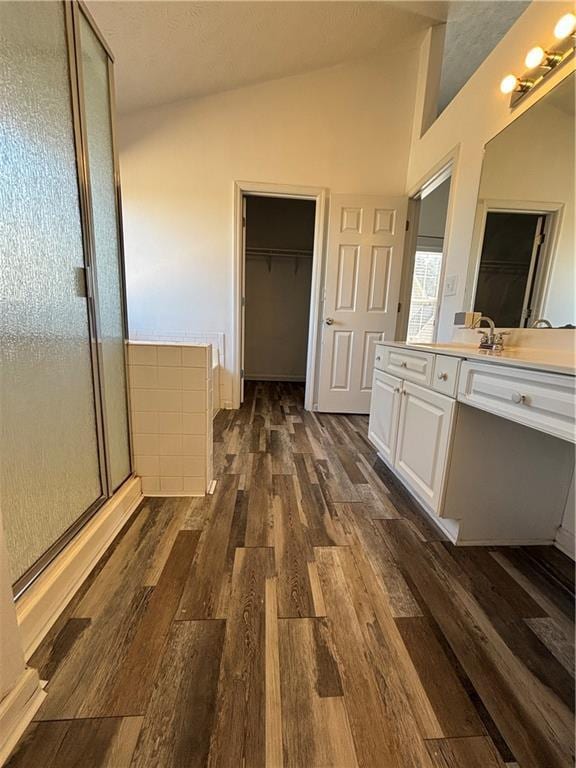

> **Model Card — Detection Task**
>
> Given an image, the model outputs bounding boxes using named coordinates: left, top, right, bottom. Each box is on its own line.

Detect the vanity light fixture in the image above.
left=554, top=12, right=576, bottom=41
left=524, top=46, right=563, bottom=70
left=499, top=74, right=533, bottom=95
left=500, top=12, right=575, bottom=107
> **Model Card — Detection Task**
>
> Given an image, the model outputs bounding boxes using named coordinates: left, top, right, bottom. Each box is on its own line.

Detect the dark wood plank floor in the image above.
left=9, top=382, right=575, bottom=767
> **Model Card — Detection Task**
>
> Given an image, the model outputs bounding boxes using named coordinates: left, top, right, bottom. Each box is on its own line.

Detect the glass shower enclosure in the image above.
left=0, top=1, right=132, bottom=595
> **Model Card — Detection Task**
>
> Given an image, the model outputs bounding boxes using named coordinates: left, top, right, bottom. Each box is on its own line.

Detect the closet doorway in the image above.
left=234, top=183, right=326, bottom=410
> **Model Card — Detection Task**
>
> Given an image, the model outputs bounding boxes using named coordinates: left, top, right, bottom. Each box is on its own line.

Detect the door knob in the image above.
left=325, top=318, right=334, bottom=325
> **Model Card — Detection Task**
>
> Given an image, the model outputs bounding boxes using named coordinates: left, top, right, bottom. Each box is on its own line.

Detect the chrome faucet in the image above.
left=474, top=315, right=508, bottom=352
left=531, top=318, right=552, bottom=328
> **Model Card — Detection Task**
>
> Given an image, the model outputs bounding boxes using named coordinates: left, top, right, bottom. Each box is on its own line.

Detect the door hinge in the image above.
left=241, top=368, right=244, bottom=378
left=397, top=301, right=402, bottom=313
left=405, top=219, right=409, bottom=231
left=536, top=233, right=545, bottom=245
left=241, top=296, right=246, bottom=307
left=242, top=216, right=246, bottom=228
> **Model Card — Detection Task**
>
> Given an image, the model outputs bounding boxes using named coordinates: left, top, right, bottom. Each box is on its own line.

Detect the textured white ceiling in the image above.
left=437, top=0, right=531, bottom=114
left=87, top=1, right=447, bottom=114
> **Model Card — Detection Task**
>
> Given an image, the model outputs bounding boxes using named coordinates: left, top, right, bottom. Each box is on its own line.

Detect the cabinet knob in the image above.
left=394, top=387, right=401, bottom=393
left=437, top=372, right=448, bottom=381
left=325, top=317, right=334, bottom=325
left=376, top=356, right=381, bottom=362
left=511, top=392, right=527, bottom=404
left=400, top=361, right=407, bottom=368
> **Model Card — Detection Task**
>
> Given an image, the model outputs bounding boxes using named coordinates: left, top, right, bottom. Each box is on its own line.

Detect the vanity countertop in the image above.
left=377, top=341, right=576, bottom=377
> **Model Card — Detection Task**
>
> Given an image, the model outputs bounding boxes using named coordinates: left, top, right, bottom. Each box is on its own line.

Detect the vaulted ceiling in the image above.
left=87, top=1, right=448, bottom=113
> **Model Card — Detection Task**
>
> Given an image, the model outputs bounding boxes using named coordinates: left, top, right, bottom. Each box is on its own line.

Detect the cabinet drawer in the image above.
left=382, top=346, right=434, bottom=386
left=432, top=355, right=460, bottom=397
left=458, top=361, right=576, bottom=443
left=374, top=345, right=387, bottom=372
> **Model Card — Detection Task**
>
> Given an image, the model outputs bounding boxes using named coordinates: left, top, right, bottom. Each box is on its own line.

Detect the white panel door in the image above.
left=317, top=194, right=407, bottom=413
left=368, top=370, right=402, bottom=465
left=394, top=381, right=455, bottom=514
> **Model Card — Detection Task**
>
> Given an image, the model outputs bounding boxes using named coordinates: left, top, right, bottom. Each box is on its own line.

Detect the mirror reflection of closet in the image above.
left=469, top=71, right=575, bottom=328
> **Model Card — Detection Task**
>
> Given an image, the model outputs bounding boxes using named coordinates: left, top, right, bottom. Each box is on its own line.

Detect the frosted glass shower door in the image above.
left=78, top=12, right=131, bottom=492
left=0, top=2, right=104, bottom=584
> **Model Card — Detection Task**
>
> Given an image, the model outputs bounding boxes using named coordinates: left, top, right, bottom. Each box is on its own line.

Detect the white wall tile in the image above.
left=182, top=414, right=206, bottom=434
left=182, top=367, right=205, bottom=390
left=182, top=347, right=207, bottom=367
left=131, top=389, right=159, bottom=412
left=160, top=477, right=183, bottom=492
left=157, top=346, right=182, bottom=367
left=159, top=456, right=184, bottom=477
left=156, top=390, right=182, bottom=412
left=158, top=366, right=183, bottom=389
left=182, top=435, right=204, bottom=455
left=128, top=344, right=157, bottom=366
left=157, top=412, right=182, bottom=434
left=182, top=390, right=206, bottom=413
left=158, top=434, right=183, bottom=456
left=128, top=343, right=211, bottom=496
left=133, top=434, right=159, bottom=456
left=141, top=476, right=160, bottom=493
left=130, top=365, right=159, bottom=389
left=132, top=411, right=159, bottom=434
left=182, top=456, right=205, bottom=476
left=134, top=455, right=160, bottom=476
left=183, top=476, right=205, bottom=493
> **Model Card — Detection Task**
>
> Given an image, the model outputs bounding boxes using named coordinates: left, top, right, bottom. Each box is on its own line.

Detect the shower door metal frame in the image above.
left=13, top=0, right=133, bottom=598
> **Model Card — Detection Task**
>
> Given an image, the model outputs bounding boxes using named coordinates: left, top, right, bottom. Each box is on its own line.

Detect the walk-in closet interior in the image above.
left=1, top=1, right=131, bottom=595
left=244, top=195, right=315, bottom=383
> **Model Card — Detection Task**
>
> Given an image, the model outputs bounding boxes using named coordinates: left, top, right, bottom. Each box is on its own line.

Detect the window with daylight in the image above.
left=406, top=250, right=443, bottom=344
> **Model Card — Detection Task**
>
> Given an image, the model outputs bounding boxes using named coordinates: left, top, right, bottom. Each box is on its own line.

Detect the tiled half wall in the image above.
left=127, top=343, right=213, bottom=496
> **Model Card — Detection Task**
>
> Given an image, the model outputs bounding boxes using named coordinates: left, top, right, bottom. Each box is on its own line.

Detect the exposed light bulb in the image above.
left=525, top=46, right=545, bottom=69
left=554, top=12, right=576, bottom=40
left=500, top=74, right=518, bottom=94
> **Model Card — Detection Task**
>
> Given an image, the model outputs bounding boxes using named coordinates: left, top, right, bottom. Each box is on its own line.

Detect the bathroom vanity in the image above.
left=368, top=336, right=575, bottom=547
left=373, top=69, right=576, bottom=551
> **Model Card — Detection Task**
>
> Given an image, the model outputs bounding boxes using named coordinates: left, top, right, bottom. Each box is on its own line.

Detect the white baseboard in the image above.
left=554, top=526, right=575, bottom=560
left=0, top=667, right=45, bottom=766
left=16, top=476, right=142, bottom=660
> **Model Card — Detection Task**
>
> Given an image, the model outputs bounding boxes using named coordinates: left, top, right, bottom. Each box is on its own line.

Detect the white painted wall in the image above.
left=407, top=1, right=576, bottom=341
left=418, top=177, right=450, bottom=241
left=118, top=45, right=421, bottom=405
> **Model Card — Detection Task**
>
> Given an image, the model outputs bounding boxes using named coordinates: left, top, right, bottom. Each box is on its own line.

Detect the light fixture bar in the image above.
left=500, top=13, right=575, bottom=108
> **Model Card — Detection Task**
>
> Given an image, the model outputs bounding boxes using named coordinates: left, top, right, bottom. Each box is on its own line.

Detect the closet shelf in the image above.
left=246, top=246, right=313, bottom=273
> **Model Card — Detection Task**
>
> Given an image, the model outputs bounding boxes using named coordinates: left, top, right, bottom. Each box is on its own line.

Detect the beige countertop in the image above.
left=377, top=341, right=576, bottom=376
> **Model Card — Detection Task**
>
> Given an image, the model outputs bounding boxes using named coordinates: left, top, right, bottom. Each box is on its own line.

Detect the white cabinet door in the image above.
left=368, top=370, right=402, bottom=464
left=395, top=381, right=455, bottom=514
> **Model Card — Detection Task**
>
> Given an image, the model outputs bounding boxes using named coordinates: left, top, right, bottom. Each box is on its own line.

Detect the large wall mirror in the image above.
left=468, top=71, right=574, bottom=328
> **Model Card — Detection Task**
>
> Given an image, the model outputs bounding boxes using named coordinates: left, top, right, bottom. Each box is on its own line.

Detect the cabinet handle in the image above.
left=511, top=392, right=527, bottom=404
left=437, top=372, right=448, bottom=381
left=400, top=361, right=407, bottom=368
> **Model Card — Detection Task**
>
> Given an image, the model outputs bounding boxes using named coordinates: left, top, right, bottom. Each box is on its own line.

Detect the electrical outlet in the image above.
left=444, top=274, right=458, bottom=297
